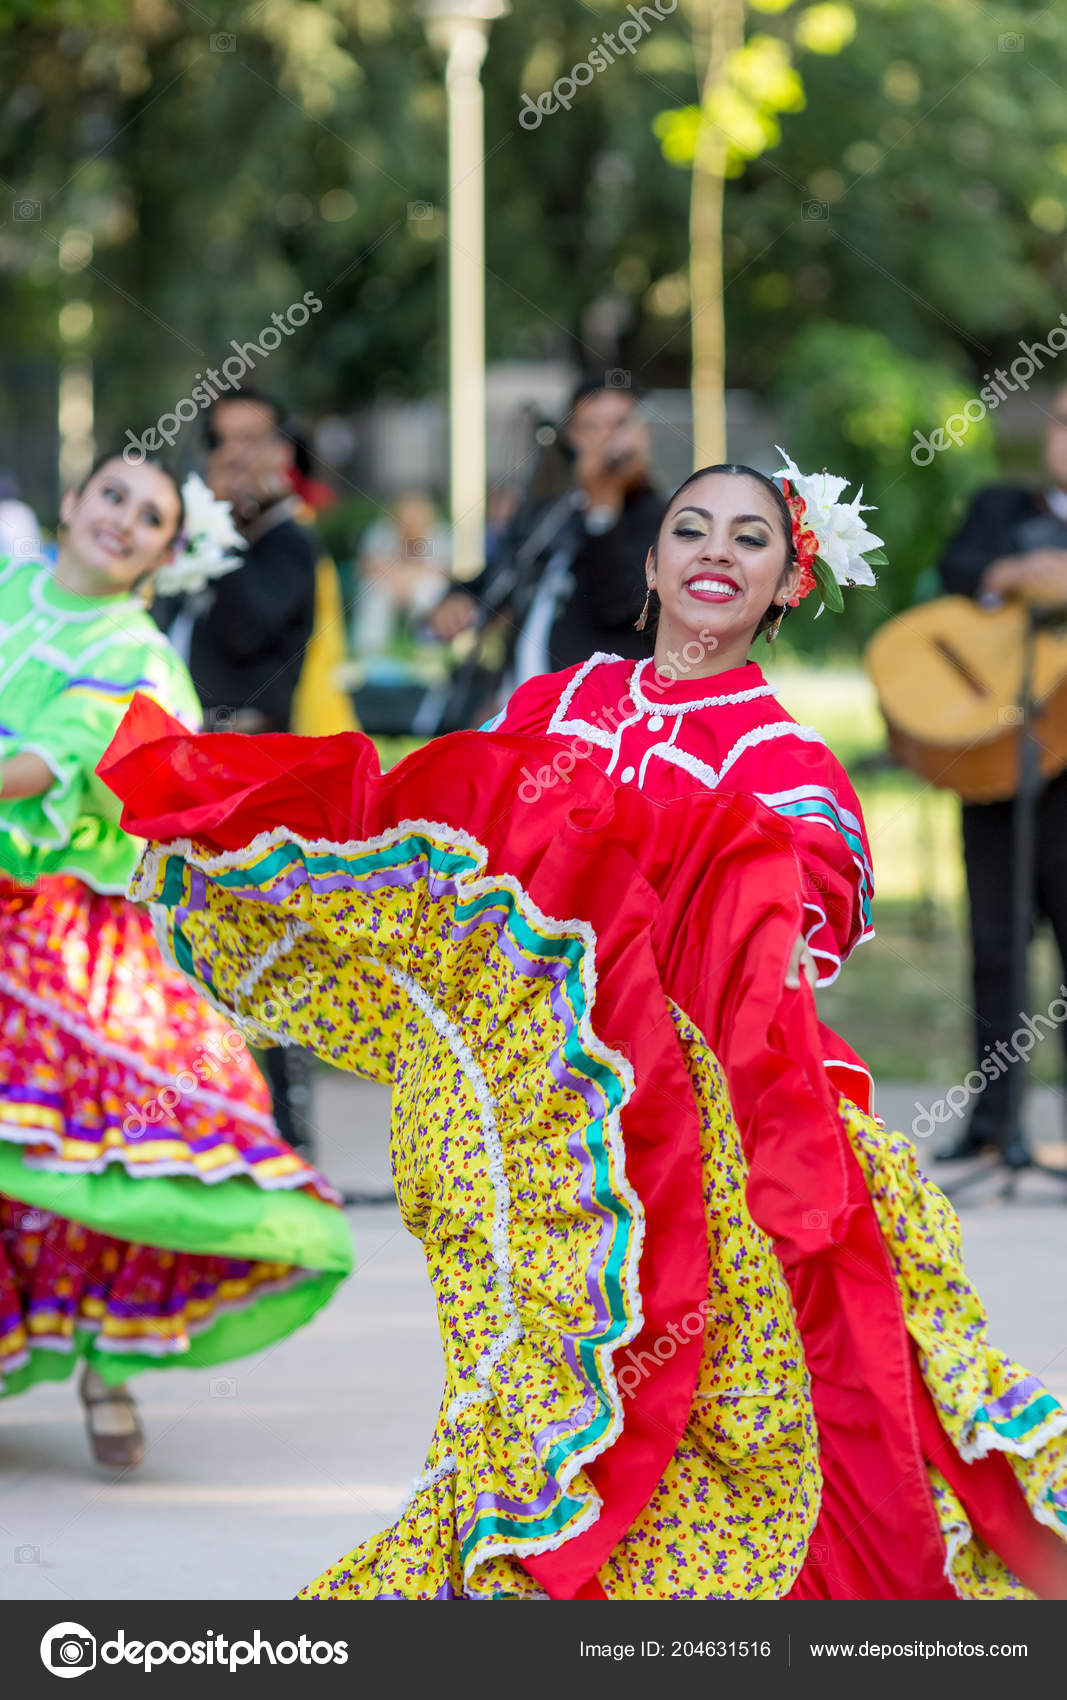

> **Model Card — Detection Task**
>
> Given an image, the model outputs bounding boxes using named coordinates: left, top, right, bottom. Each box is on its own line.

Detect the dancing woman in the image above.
left=0, top=454, right=351, bottom=1468
left=101, top=454, right=1067, bottom=1595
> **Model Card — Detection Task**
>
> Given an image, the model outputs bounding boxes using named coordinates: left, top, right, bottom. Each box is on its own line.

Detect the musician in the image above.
left=937, top=387, right=1067, bottom=1164
left=154, top=389, right=319, bottom=1161
left=429, top=376, right=665, bottom=687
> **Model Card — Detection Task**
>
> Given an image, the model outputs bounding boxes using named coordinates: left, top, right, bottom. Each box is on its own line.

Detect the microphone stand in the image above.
left=414, top=475, right=583, bottom=738
left=944, top=599, right=1067, bottom=1202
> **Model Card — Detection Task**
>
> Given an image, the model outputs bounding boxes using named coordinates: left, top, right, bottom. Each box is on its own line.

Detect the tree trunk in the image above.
left=688, top=0, right=746, bottom=466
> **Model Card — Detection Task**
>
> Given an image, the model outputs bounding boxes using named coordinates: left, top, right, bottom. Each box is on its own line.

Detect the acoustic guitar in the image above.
left=864, top=595, right=1067, bottom=802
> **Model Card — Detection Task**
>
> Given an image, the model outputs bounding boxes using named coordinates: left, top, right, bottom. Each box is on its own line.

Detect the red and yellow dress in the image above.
left=100, top=652, right=1067, bottom=1599
left=0, top=559, right=351, bottom=1396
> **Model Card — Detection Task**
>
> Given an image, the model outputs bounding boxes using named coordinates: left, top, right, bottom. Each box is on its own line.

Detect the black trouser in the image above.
left=960, top=767, right=1067, bottom=1141
left=261, top=1044, right=316, bottom=1159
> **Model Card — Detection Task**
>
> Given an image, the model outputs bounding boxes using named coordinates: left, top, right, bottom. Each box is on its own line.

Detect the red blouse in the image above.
left=487, top=652, right=874, bottom=990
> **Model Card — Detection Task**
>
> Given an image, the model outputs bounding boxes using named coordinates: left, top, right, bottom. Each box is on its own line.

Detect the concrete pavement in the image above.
left=1, top=1072, right=1065, bottom=1602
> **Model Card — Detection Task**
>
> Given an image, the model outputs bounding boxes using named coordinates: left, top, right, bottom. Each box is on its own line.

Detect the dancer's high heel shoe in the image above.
left=78, top=1365, right=146, bottom=1470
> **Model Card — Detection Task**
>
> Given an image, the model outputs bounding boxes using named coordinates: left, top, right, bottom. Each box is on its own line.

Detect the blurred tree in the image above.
left=0, top=0, right=1065, bottom=543
left=717, top=1, right=1067, bottom=389
left=660, top=0, right=819, bottom=460
left=775, top=321, right=998, bottom=651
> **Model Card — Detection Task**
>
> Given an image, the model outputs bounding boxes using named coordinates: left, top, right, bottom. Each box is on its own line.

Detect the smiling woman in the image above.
left=0, top=454, right=351, bottom=1472
left=59, top=456, right=185, bottom=595
left=640, top=464, right=801, bottom=660
left=100, top=455, right=1067, bottom=1601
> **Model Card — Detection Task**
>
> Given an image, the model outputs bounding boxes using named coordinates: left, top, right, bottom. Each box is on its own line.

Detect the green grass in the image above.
left=817, top=899, right=1066, bottom=1085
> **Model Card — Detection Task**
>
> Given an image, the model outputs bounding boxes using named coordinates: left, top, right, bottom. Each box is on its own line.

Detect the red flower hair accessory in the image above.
left=773, top=448, right=885, bottom=616
left=780, top=479, right=818, bottom=606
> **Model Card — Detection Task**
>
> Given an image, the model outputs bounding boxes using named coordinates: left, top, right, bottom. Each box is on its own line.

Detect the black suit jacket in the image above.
left=155, top=506, right=317, bottom=731
left=938, top=485, right=1067, bottom=597
left=465, top=483, right=665, bottom=671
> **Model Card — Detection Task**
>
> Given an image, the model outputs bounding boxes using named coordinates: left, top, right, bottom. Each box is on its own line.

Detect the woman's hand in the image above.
left=0, top=752, right=56, bottom=801
left=784, top=929, right=818, bottom=991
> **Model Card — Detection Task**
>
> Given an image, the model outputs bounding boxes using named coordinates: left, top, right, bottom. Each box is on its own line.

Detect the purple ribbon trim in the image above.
left=0, top=1083, right=65, bottom=1109
left=983, top=1375, right=1044, bottom=1423
left=65, top=676, right=154, bottom=693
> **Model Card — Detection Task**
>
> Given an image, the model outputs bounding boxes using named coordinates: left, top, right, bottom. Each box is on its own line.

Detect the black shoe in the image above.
left=934, top=1126, right=998, bottom=1162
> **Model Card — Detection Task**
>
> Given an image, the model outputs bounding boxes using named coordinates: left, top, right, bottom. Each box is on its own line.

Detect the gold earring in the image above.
left=634, top=585, right=653, bottom=632
left=765, top=605, right=785, bottom=644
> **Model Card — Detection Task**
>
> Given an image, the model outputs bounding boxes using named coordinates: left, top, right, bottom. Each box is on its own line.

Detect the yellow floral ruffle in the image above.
left=136, top=821, right=1066, bottom=1600
left=840, top=1099, right=1067, bottom=1596
left=302, top=1005, right=821, bottom=1601
left=594, top=1010, right=819, bottom=1600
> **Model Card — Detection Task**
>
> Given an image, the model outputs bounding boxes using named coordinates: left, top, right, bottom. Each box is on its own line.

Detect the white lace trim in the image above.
left=368, top=957, right=525, bottom=1420
left=463, top=1578, right=551, bottom=1602
left=823, top=1056, right=876, bottom=1122
left=445, top=1385, right=493, bottom=1422
left=235, top=918, right=313, bottom=1002
left=930, top=1474, right=1046, bottom=1600
left=545, top=654, right=631, bottom=765
left=546, top=651, right=621, bottom=732
left=0, top=1117, right=328, bottom=1193
left=144, top=903, right=281, bottom=1048
left=538, top=666, right=871, bottom=981
left=757, top=792, right=876, bottom=931
left=131, top=815, right=492, bottom=894
left=755, top=781, right=866, bottom=840
left=396, top=1453, right=458, bottom=1518
left=544, top=655, right=790, bottom=790
left=654, top=720, right=829, bottom=795
left=0, top=1346, right=32, bottom=1382
left=801, top=897, right=842, bottom=990
left=654, top=995, right=825, bottom=1602
left=629, top=656, right=775, bottom=716
left=958, top=1401, right=1067, bottom=1464
left=692, top=1380, right=811, bottom=1400
left=95, top=1268, right=315, bottom=1352
left=469, top=1491, right=604, bottom=1573
left=392, top=1448, right=600, bottom=1583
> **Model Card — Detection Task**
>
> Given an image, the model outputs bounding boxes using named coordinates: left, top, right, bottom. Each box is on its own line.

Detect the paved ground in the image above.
left=1, top=1073, right=1065, bottom=1603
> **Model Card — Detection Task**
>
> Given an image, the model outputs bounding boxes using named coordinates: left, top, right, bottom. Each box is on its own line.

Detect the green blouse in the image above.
left=0, top=558, right=201, bottom=892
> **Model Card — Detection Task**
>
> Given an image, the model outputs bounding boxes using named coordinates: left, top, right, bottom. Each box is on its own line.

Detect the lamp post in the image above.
left=419, top=0, right=508, bottom=583
left=57, top=226, right=96, bottom=491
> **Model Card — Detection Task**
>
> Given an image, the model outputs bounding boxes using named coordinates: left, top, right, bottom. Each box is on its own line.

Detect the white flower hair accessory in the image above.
left=773, top=447, right=886, bottom=615
left=152, top=473, right=245, bottom=596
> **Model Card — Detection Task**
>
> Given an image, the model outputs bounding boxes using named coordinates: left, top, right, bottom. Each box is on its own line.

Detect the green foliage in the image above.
left=0, top=0, right=1063, bottom=591
left=775, top=322, right=997, bottom=650
left=811, top=553, right=844, bottom=612
left=654, top=32, right=807, bottom=177
left=717, top=1, right=1067, bottom=392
